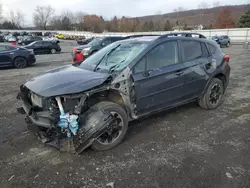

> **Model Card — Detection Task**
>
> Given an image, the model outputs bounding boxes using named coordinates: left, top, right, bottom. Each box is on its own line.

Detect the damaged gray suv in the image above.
left=17, top=33, right=231, bottom=153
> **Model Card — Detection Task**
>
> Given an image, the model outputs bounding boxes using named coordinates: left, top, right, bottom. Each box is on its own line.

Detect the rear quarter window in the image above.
left=207, top=43, right=216, bottom=54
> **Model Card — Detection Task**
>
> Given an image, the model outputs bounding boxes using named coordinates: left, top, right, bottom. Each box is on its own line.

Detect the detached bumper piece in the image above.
left=74, top=106, right=116, bottom=154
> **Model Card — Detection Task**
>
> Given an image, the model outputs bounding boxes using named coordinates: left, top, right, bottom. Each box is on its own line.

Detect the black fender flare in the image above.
left=201, top=72, right=227, bottom=95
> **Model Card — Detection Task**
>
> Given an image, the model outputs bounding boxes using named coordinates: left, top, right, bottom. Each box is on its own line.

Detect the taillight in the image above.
left=224, top=55, right=230, bottom=63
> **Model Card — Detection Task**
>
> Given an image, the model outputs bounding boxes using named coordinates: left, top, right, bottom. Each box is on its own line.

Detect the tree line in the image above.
left=0, top=3, right=249, bottom=32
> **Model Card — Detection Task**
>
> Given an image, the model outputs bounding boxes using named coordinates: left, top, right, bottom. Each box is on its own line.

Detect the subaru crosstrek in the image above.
left=17, top=33, right=230, bottom=153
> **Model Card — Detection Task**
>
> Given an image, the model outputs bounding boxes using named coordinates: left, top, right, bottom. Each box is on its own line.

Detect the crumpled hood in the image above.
left=25, top=65, right=111, bottom=97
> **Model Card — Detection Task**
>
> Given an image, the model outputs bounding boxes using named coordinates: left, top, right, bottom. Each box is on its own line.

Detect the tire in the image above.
left=226, top=42, right=230, bottom=47
left=91, top=101, right=128, bottom=151
left=198, top=78, right=224, bottom=110
left=13, top=57, right=27, bottom=68
left=50, top=49, right=56, bottom=54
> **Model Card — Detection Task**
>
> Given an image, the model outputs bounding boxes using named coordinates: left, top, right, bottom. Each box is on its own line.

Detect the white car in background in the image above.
left=43, top=36, right=60, bottom=43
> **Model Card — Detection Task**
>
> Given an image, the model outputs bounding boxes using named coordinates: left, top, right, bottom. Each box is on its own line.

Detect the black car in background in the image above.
left=212, top=35, right=230, bottom=47
left=76, top=36, right=124, bottom=58
left=77, top=37, right=94, bottom=45
left=0, top=36, right=4, bottom=42
left=24, top=41, right=61, bottom=54
left=0, top=45, right=36, bottom=68
left=18, top=36, right=43, bottom=45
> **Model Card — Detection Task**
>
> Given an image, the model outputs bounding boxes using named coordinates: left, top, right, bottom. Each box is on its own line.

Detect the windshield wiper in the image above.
left=108, top=58, right=126, bottom=73
left=94, top=44, right=121, bottom=72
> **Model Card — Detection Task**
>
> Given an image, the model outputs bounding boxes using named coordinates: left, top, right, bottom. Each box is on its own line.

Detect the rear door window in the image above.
left=34, top=37, right=42, bottom=40
left=182, top=40, right=202, bottom=61
left=207, top=43, right=216, bottom=54
left=42, top=41, right=51, bottom=47
left=33, top=42, right=42, bottom=47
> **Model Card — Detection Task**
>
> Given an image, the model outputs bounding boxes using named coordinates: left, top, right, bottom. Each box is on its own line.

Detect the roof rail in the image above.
left=123, top=34, right=161, bottom=39
left=157, top=32, right=206, bottom=40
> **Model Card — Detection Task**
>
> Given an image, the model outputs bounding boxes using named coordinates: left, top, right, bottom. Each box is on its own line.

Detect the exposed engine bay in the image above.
left=16, top=85, right=119, bottom=154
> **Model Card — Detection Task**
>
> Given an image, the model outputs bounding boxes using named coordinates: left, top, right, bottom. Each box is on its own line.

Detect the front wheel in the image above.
left=13, top=57, right=27, bottom=68
left=198, top=78, right=224, bottom=110
left=226, top=42, right=230, bottom=47
left=51, top=48, right=56, bottom=54
left=91, top=101, right=128, bottom=151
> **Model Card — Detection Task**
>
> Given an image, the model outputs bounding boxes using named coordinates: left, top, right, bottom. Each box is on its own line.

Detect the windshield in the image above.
left=88, top=38, right=103, bottom=46
left=80, top=41, right=149, bottom=73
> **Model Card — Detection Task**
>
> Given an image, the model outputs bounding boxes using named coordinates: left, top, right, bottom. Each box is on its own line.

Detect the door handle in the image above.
left=143, top=70, right=151, bottom=77
left=174, top=71, right=184, bottom=76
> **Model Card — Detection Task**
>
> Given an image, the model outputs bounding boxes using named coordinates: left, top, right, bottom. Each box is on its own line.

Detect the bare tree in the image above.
left=197, top=2, right=211, bottom=26
left=198, top=2, right=210, bottom=9
left=74, top=11, right=87, bottom=30
left=174, top=7, right=185, bottom=13
left=61, top=9, right=75, bottom=23
left=75, top=11, right=86, bottom=24
left=8, top=10, right=25, bottom=28
left=33, top=5, right=55, bottom=29
left=212, top=1, right=220, bottom=7
left=173, top=7, right=185, bottom=28
left=0, top=3, right=3, bottom=22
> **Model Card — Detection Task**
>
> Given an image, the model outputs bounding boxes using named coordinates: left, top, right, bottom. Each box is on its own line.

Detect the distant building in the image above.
left=172, top=24, right=203, bottom=31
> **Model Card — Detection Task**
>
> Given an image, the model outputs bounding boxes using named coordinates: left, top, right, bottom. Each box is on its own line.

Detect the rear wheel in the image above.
left=51, top=48, right=56, bottom=54
left=14, top=57, right=27, bottom=68
left=199, top=78, right=224, bottom=110
left=91, top=101, right=128, bottom=151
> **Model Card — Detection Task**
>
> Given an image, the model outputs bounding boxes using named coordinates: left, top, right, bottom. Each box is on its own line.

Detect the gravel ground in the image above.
left=0, top=44, right=250, bottom=188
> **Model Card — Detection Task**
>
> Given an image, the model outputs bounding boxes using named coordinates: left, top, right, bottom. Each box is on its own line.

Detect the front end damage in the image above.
left=16, top=85, right=117, bottom=154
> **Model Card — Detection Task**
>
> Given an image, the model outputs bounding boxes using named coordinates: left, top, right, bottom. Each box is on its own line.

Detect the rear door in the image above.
left=42, top=41, right=51, bottom=53
left=132, top=40, right=187, bottom=114
left=32, top=41, right=43, bottom=54
left=180, top=39, right=211, bottom=99
left=0, top=46, right=13, bottom=66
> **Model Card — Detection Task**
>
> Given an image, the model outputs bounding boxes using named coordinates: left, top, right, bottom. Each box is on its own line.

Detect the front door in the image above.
left=132, top=40, right=187, bottom=115
left=0, top=46, right=12, bottom=66
left=42, top=41, right=51, bottom=53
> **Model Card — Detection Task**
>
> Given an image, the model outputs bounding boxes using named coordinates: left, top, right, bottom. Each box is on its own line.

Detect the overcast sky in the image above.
left=1, top=0, right=250, bottom=26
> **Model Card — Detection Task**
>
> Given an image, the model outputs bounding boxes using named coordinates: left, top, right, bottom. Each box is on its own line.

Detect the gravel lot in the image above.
left=0, top=44, right=250, bottom=188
